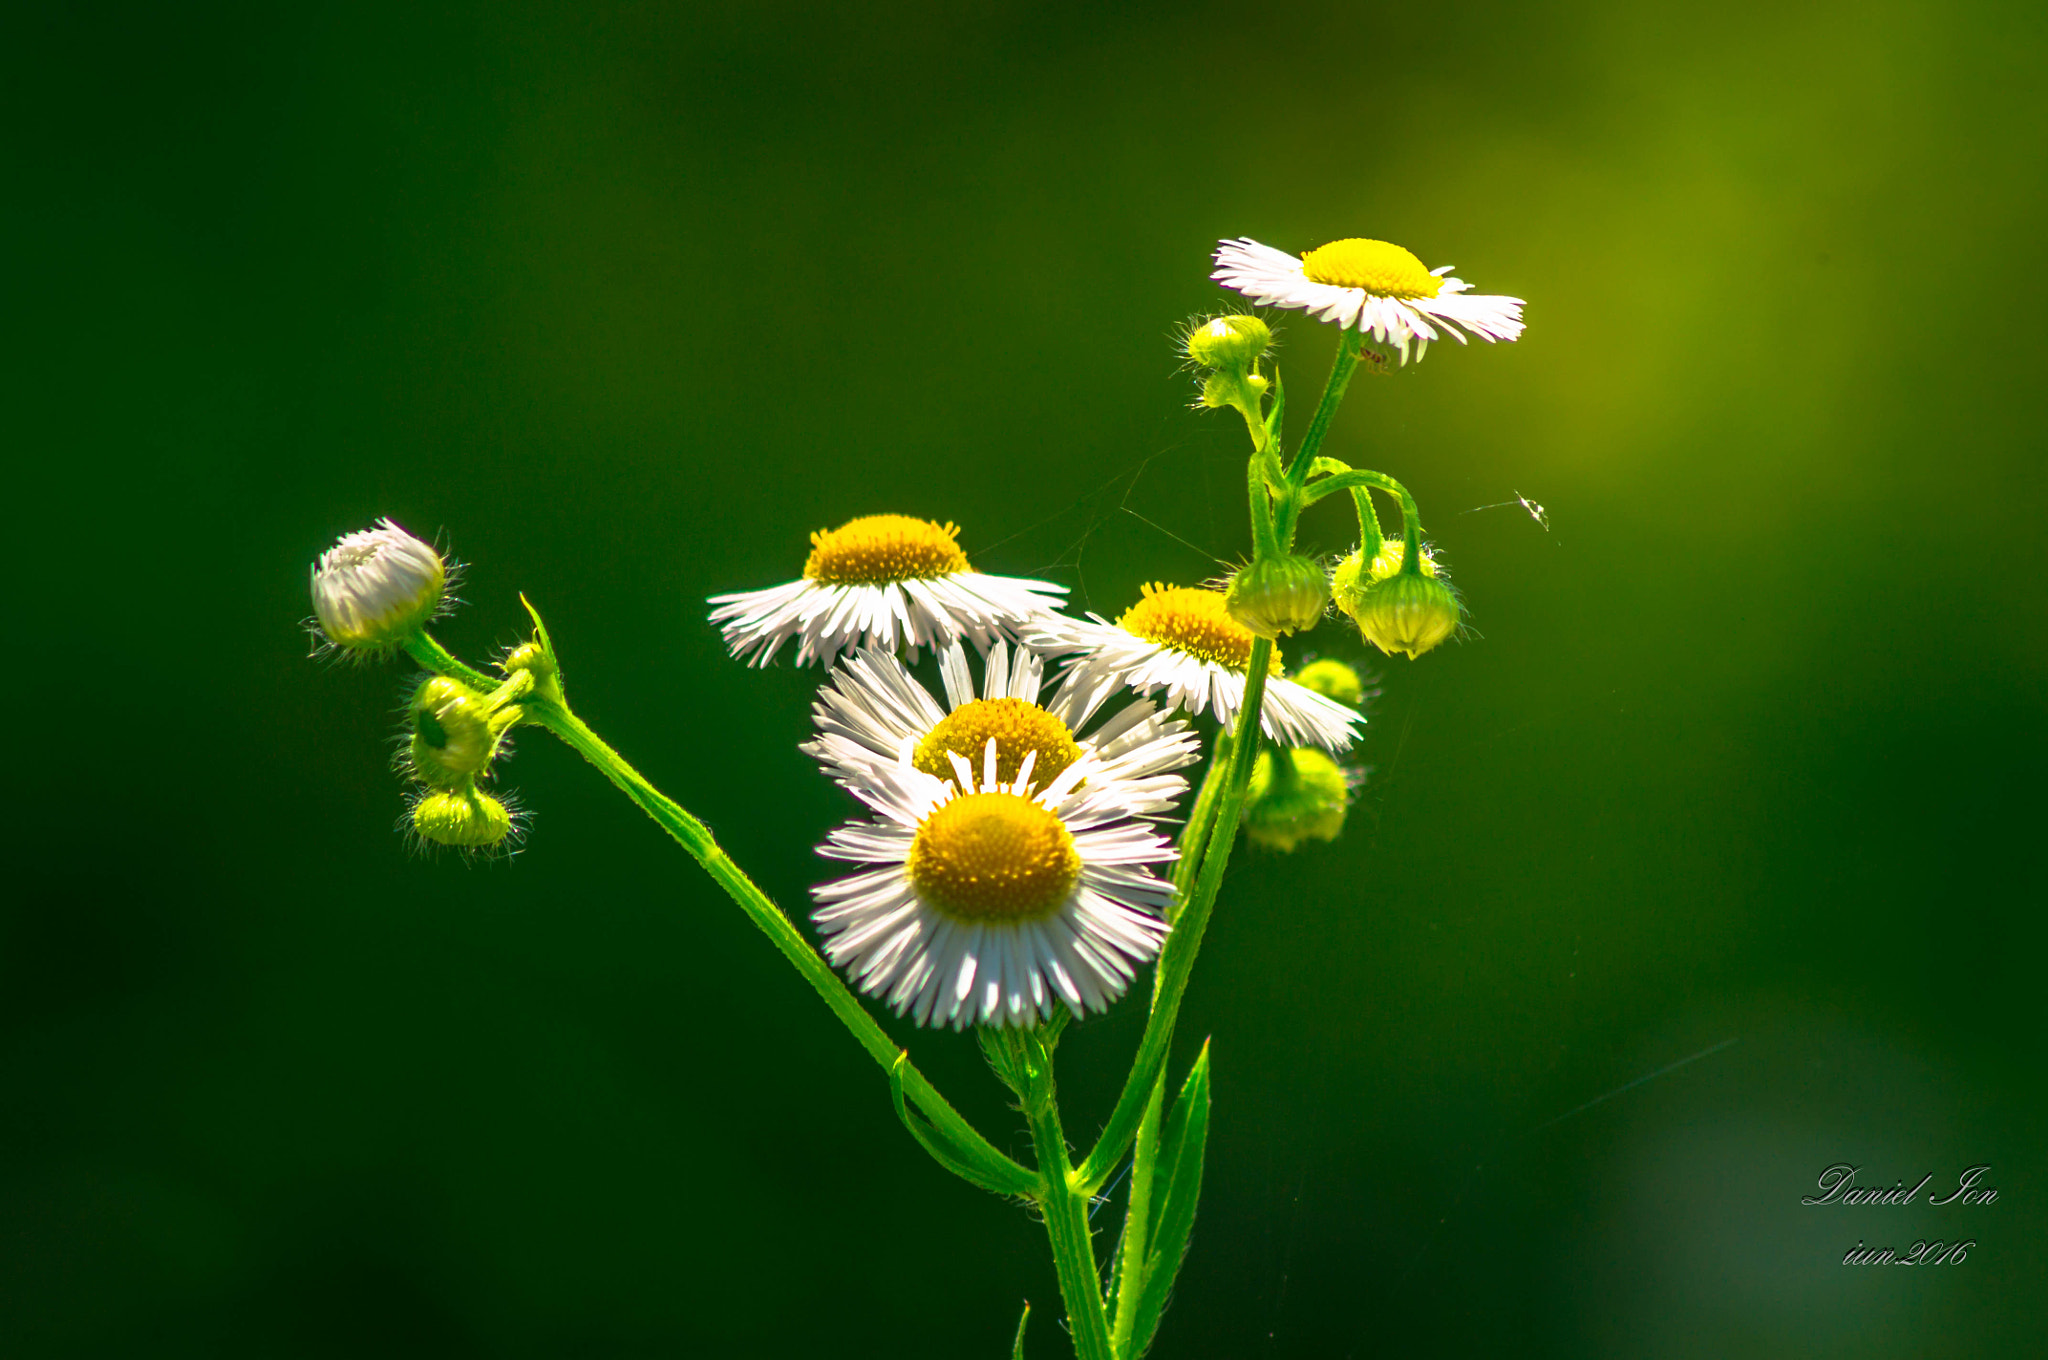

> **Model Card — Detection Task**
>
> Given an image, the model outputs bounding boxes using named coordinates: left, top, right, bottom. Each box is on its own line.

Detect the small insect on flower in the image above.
left=310, top=519, right=449, bottom=656
left=1212, top=237, right=1524, bottom=365
left=709, top=514, right=1067, bottom=667
left=812, top=740, right=1178, bottom=1029
left=1028, top=584, right=1362, bottom=752
left=806, top=640, right=1200, bottom=820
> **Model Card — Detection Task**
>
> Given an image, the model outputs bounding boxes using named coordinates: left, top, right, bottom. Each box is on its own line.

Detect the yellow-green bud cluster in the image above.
left=1224, top=555, right=1329, bottom=639
left=1243, top=747, right=1351, bottom=853
left=402, top=671, right=534, bottom=852
left=1291, top=658, right=1367, bottom=707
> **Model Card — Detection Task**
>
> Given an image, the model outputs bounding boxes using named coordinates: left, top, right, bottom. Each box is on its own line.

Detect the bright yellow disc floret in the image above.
left=1118, top=584, right=1283, bottom=674
left=803, top=515, right=972, bottom=585
left=1299, top=239, right=1443, bottom=300
left=913, top=698, right=1082, bottom=791
left=907, top=792, right=1081, bottom=922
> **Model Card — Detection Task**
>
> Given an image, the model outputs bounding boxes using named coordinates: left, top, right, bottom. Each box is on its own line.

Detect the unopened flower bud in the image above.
left=1244, top=747, right=1351, bottom=852
left=1331, top=538, right=1438, bottom=618
left=311, top=519, right=447, bottom=654
left=412, top=784, right=513, bottom=849
left=409, top=677, right=499, bottom=785
left=1225, top=555, right=1329, bottom=639
left=1200, top=369, right=1269, bottom=409
left=1348, top=571, right=1461, bottom=660
left=1185, top=314, right=1272, bottom=371
left=1291, top=658, right=1366, bottom=707
left=501, top=640, right=563, bottom=705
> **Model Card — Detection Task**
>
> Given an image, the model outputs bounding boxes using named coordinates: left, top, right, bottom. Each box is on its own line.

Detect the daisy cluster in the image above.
left=707, top=514, right=1364, bottom=1028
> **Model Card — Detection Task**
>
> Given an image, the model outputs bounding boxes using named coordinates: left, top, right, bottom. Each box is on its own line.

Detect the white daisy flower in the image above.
left=803, top=640, right=1200, bottom=818
left=813, top=739, right=1177, bottom=1028
left=1027, top=583, right=1362, bottom=753
left=708, top=514, right=1066, bottom=667
left=309, top=518, right=449, bottom=654
left=1211, top=236, right=1524, bottom=364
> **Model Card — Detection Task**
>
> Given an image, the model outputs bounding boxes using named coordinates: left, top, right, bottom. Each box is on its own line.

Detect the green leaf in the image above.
left=1264, top=370, right=1287, bottom=450
left=1308, top=455, right=1352, bottom=479
left=889, top=1052, right=1042, bottom=1200
left=1010, top=1299, right=1031, bottom=1358
left=1129, top=1041, right=1211, bottom=1357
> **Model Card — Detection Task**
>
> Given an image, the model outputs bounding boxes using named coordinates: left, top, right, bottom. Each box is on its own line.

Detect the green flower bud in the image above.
left=1224, top=555, right=1330, bottom=639
left=1243, top=747, right=1351, bottom=852
left=1185, top=314, right=1272, bottom=370
left=1200, top=369, right=1270, bottom=409
left=1348, top=571, right=1461, bottom=660
left=1291, top=658, right=1366, bottom=707
left=409, top=677, right=500, bottom=785
left=1330, top=539, right=1438, bottom=617
left=310, top=519, right=447, bottom=654
left=412, top=784, right=513, bottom=849
left=502, top=640, right=563, bottom=706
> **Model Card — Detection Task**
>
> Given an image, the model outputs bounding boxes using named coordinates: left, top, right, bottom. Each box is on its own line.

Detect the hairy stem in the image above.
left=1020, top=1032, right=1116, bottom=1360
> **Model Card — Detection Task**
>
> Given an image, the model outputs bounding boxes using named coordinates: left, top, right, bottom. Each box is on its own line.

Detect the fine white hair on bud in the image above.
left=310, top=519, right=448, bottom=655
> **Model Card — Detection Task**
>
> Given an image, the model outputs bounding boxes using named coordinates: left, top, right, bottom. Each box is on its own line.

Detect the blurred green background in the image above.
left=8, top=0, right=2045, bottom=1355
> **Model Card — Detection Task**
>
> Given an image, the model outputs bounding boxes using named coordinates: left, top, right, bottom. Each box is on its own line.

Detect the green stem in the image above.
left=1284, top=328, right=1363, bottom=487
left=1074, top=638, right=1273, bottom=1194
left=1247, top=450, right=1280, bottom=560
left=1020, top=1032, right=1116, bottom=1360
left=405, top=633, right=496, bottom=692
left=405, top=632, right=1016, bottom=1183
left=1349, top=486, right=1385, bottom=559
left=1168, top=735, right=1232, bottom=911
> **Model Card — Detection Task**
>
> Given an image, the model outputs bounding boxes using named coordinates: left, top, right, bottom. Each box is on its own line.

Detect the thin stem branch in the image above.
left=404, top=631, right=1022, bottom=1186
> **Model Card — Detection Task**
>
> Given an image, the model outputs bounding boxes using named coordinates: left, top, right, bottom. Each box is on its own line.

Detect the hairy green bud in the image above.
left=1185, top=314, right=1272, bottom=371
left=1244, top=747, right=1351, bottom=852
left=412, top=784, right=513, bottom=849
left=1331, top=538, right=1438, bottom=616
left=409, top=677, right=501, bottom=785
left=1200, top=368, right=1269, bottom=409
left=1291, top=658, right=1366, bottom=707
left=1224, top=555, right=1329, bottom=639
left=1348, top=571, right=1461, bottom=660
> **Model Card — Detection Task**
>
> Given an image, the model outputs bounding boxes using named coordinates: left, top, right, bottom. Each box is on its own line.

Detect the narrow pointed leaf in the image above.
left=1130, top=1041, right=1212, bottom=1356
left=1010, top=1300, right=1031, bottom=1358
left=889, top=1053, right=1041, bottom=1199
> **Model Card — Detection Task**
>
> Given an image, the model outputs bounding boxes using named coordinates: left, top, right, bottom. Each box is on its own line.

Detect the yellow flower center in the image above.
left=907, top=792, right=1081, bottom=922
left=803, top=515, right=972, bottom=585
left=913, top=698, right=1082, bottom=791
left=1117, top=584, right=1282, bottom=674
left=1299, top=239, right=1443, bottom=300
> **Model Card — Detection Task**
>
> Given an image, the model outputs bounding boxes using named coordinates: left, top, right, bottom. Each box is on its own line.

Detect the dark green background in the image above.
left=9, top=1, right=2045, bottom=1355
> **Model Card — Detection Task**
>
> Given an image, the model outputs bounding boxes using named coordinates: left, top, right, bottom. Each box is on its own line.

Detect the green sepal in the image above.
left=1263, top=370, right=1286, bottom=453
left=1010, top=1299, right=1031, bottom=1358
left=977, top=1025, right=1023, bottom=1095
left=889, top=1052, right=1042, bottom=1200
left=1128, top=1041, right=1212, bottom=1357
